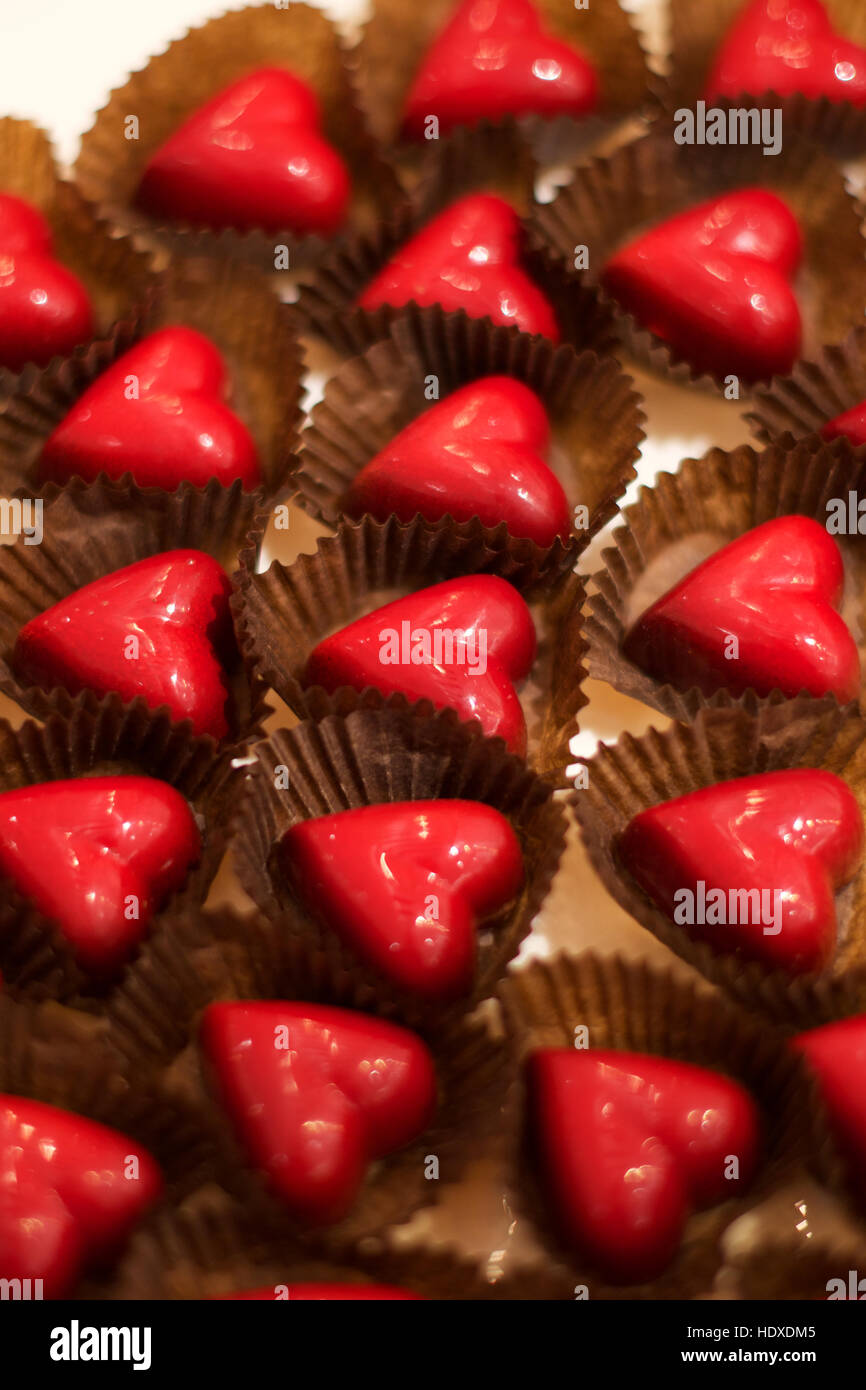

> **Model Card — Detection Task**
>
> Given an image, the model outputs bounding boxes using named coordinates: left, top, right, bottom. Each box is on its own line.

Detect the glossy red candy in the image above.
left=602, top=189, right=802, bottom=382
left=137, top=68, right=351, bottom=235
left=618, top=769, right=864, bottom=975
left=201, top=1002, right=436, bottom=1226
left=358, top=194, right=559, bottom=339
left=529, top=1048, right=759, bottom=1283
left=402, top=0, right=597, bottom=139
left=0, top=192, right=93, bottom=372
left=0, top=776, right=200, bottom=974
left=822, top=401, right=866, bottom=447
left=623, top=516, right=860, bottom=703
left=280, top=799, right=524, bottom=997
left=793, top=1015, right=866, bottom=1202
left=345, top=376, right=569, bottom=547
left=40, top=327, right=260, bottom=489
left=13, top=549, right=234, bottom=739
left=216, top=1285, right=423, bottom=1300
left=706, top=0, right=866, bottom=106
left=304, top=575, right=537, bottom=755
left=0, top=1095, right=162, bottom=1299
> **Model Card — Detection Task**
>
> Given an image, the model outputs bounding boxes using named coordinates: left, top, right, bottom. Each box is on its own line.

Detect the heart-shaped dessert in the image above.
left=402, top=0, right=598, bottom=139
left=618, top=769, right=864, bottom=975
left=529, top=1048, right=760, bottom=1282
left=0, top=775, right=200, bottom=974
left=623, top=516, right=860, bottom=703
left=136, top=67, right=351, bottom=235
left=793, top=1014, right=866, bottom=1202
left=304, top=575, right=536, bottom=755
left=822, top=401, right=866, bottom=447
left=358, top=193, right=559, bottom=340
left=201, top=1001, right=436, bottom=1226
left=0, top=192, right=93, bottom=372
left=344, top=376, right=569, bottom=547
left=601, top=189, right=802, bottom=382
left=13, top=549, right=234, bottom=738
left=0, top=1095, right=162, bottom=1298
left=706, top=0, right=866, bottom=106
left=40, top=326, right=260, bottom=490
left=217, top=1284, right=422, bottom=1300
left=280, top=799, right=524, bottom=997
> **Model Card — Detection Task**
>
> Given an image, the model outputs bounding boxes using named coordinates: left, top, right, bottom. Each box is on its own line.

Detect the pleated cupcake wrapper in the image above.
left=721, top=1229, right=866, bottom=1301
left=528, top=126, right=866, bottom=394
left=574, top=697, right=866, bottom=1032
left=664, top=0, right=866, bottom=154
left=294, top=119, right=618, bottom=357
left=586, top=438, right=866, bottom=723
left=0, top=703, right=243, bottom=1004
left=748, top=324, right=866, bottom=452
left=292, top=305, right=644, bottom=576
left=100, top=905, right=513, bottom=1250
left=497, top=952, right=842, bottom=1300
left=0, top=475, right=269, bottom=745
left=0, top=118, right=152, bottom=393
left=232, top=510, right=587, bottom=786
left=228, top=707, right=567, bottom=1029
left=0, top=256, right=304, bottom=504
left=353, top=0, right=660, bottom=169
left=73, top=3, right=406, bottom=270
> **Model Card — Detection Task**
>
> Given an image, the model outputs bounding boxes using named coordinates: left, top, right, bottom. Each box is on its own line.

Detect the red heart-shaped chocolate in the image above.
left=706, top=0, right=866, bottom=106
left=602, top=189, right=802, bottom=382
left=794, top=1015, right=866, bottom=1203
left=529, top=1048, right=759, bottom=1283
left=136, top=67, right=351, bottom=235
left=822, top=401, right=866, bottom=447
left=40, top=327, right=260, bottom=490
left=304, top=575, right=536, bottom=755
left=201, top=1001, right=436, bottom=1226
left=0, top=775, right=200, bottom=974
left=623, top=516, right=860, bottom=702
left=217, top=1284, right=423, bottom=1300
left=280, top=799, right=524, bottom=998
left=345, top=376, right=569, bottom=547
left=619, top=769, right=864, bottom=974
left=358, top=193, right=559, bottom=340
left=402, top=0, right=597, bottom=139
left=0, top=1095, right=162, bottom=1298
left=13, top=549, right=234, bottom=738
left=0, top=192, right=93, bottom=372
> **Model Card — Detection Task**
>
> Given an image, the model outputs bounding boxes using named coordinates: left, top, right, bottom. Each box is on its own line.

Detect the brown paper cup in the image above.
left=498, top=952, right=839, bottom=1298
left=586, top=438, right=866, bottom=722
left=294, top=119, right=617, bottom=356
left=0, top=703, right=243, bottom=1003
left=74, top=3, right=406, bottom=269
left=101, top=906, right=513, bottom=1249
left=232, top=511, right=587, bottom=784
left=0, top=476, right=268, bottom=744
left=529, top=126, right=866, bottom=392
left=292, top=305, right=644, bottom=572
left=0, top=256, right=304, bottom=502
left=665, top=0, right=866, bottom=153
left=0, top=118, right=152, bottom=389
left=748, top=325, right=866, bottom=452
left=230, top=707, right=567, bottom=1026
left=574, top=698, right=866, bottom=1028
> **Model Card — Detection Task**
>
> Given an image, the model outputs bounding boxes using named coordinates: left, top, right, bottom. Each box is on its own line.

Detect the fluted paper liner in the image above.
left=0, top=475, right=268, bottom=743
left=0, top=118, right=151, bottom=390
left=0, top=256, right=304, bottom=502
left=666, top=0, right=866, bottom=153
left=74, top=3, right=405, bottom=269
left=230, top=708, right=567, bottom=1026
left=0, top=704, right=242, bottom=1003
left=101, top=906, right=512, bottom=1249
left=575, top=699, right=866, bottom=1029
left=294, top=120, right=617, bottom=356
left=749, top=325, right=866, bottom=452
left=233, top=511, right=587, bottom=785
left=586, top=439, right=866, bottom=722
left=293, top=306, right=644, bottom=575
left=529, top=126, right=866, bottom=392
left=498, top=952, right=841, bottom=1298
